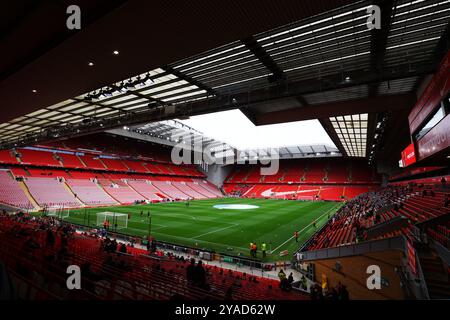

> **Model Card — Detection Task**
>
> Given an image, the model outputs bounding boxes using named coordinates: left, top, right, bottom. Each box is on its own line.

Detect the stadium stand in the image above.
left=0, top=150, right=19, bottom=164
left=66, top=179, right=118, bottom=206
left=79, top=155, right=107, bottom=170
left=172, top=182, right=208, bottom=199
left=18, top=149, right=61, bottom=167
left=127, top=180, right=165, bottom=201
left=0, top=212, right=307, bottom=300
left=0, top=170, right=33, bottom=209
left=97, top=179, right=146, bottom=204
left=24, top=178, right=79, bottom=208
left=152, top=181, right=190, bottom=200
left=58, top=153, right=85, bottom=168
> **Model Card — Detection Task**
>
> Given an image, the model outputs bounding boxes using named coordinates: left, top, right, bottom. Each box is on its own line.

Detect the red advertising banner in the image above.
left=408, top=50, right=450, bottom=134
left=401, top=143, right=416, bottom=167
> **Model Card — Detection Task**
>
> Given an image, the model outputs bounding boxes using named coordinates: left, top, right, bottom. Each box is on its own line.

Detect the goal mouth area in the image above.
left=96, top=212, right=128, bottom=229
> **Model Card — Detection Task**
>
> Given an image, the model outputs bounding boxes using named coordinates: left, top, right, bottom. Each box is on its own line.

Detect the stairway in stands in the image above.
left=418, top=248, right=450, bottom=299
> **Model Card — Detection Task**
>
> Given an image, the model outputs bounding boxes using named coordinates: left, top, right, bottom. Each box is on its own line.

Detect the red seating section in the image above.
left=303, top=183, right=450, bottom=252
left=0, top=213, right=308, bottom=300
left=58, top=153, right=85, bottom=168
left=0, top=170, right=33, bottom=209
left=18, top=149, right=61, bottom=167
left=226, top=159, right=379, bottom=185
left=25, top=177, right=79, bottom=208
left=0, top=150, right=19, bottom=164
left=79, top=155, right=106, bottom=170
left=66, top=179, right=118, bottom=206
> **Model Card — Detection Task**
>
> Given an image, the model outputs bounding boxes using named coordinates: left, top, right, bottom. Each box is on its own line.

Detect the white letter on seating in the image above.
left=366, top=265, right=381, bottom=290
left=66, top=5, right=81, bottom=30
left=66, top=265, right=81, bottom=289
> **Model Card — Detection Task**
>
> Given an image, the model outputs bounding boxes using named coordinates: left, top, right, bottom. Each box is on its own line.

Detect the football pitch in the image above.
left=62, top=198, right=341, bottom=261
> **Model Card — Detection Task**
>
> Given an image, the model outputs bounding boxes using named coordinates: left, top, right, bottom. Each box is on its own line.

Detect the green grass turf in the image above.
left=58, top=198, right=341, bottom=262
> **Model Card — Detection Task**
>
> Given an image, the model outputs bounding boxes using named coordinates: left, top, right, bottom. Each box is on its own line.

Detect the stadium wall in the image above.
left=307, top=250, right=407, bottom=300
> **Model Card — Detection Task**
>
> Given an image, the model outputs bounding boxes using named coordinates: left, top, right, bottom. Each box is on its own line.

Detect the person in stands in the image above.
left=194, top=260, right=207, bottom=288
left=444, top=194, right=449, bottom=208
left=119, top=243, right=127, bottom=254
left=186, top=258, right=196, bottom=282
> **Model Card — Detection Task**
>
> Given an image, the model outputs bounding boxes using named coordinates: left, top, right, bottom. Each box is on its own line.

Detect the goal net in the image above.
left=96, top=212, right=128, bottom=230
left=47, top=208, right=70, bottom=219
left=296, top=195, right=316, bottom=201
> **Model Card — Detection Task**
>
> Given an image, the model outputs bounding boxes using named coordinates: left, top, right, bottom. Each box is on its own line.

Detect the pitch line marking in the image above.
left=193, top=224, right=238, bottom=239
left=270, top=203, right=340, bottom=254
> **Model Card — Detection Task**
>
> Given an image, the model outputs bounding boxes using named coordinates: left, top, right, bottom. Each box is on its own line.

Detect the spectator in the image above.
left=186, top=258, right=196, bottom=282
left=119, top=243, right=127, bottom=254
left=194, top=260, right=207, bottom=288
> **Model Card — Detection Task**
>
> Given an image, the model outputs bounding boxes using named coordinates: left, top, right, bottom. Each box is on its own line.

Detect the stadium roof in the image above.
left=0, top=0, right=449, bottom=162
left=107, top=116, right=341, bottom=161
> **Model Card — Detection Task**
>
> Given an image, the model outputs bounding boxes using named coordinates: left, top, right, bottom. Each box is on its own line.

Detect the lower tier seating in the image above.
left=303, top=183, right=450, bottom=252
left=127, top=180, right=165, bottom=201
left=152, top=181, right=190, bottom=200
left=97, top=179, right=146, bottom=204
left=232, top=184, right=373, bottom=201
left=0, top=213, right=307, bottom=300
left=172, top=182, right=207, bottom=199
left=66, top=179, right=118, bottom=206
left=0, top=170, right=33, bottom=209
left=25, top=177, right=79, bottom=208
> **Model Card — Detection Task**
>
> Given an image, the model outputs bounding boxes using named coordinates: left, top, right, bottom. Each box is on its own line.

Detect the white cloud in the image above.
left=178, top=109, right=336, bottom=149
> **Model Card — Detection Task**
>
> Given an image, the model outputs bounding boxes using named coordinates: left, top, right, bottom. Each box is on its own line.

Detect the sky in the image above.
left=178, top=109, right=336, bottom=150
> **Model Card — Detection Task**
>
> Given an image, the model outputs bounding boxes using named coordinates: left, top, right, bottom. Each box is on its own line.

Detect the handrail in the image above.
left=296, top=236, right=406, bottom=261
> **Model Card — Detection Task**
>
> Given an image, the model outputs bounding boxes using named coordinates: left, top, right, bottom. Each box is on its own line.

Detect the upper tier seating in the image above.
left=18, top=149, right=61, bottom=167
left=303, top=163, right=325, bottom=183
left=101, top=158, right=128, bottom=171
left=122, top=160, right=149, bottom=173
left=325, top=164, right=349, bottom=183
left=66, top=179, right=118, bottom=206
left=350, top=163, right=379, bottom=183
left=0, top=150, right=19, bottom=164
left=0, top=170, right=33, bottom=209
left=226, top=160, right=377, bottom=185
left=127, top=180, right=165, bottom=201
left=79, top=155, right=106, bottom=170
left=25, top=177, right=79, bottom=208
left=58, top=153, right=85, bottom=168
left=152, top=181, right=189, bottom=200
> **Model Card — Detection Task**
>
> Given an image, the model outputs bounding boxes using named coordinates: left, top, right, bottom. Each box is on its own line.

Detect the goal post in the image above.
left=296, top=195, right=316, bottom=202
left=96, top=212, right=128, bottom=230
left=47, top=207, right=70, bottom=219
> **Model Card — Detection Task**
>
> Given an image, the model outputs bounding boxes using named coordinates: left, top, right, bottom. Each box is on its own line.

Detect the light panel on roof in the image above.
left=329, top=113, right=368, bottom=157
